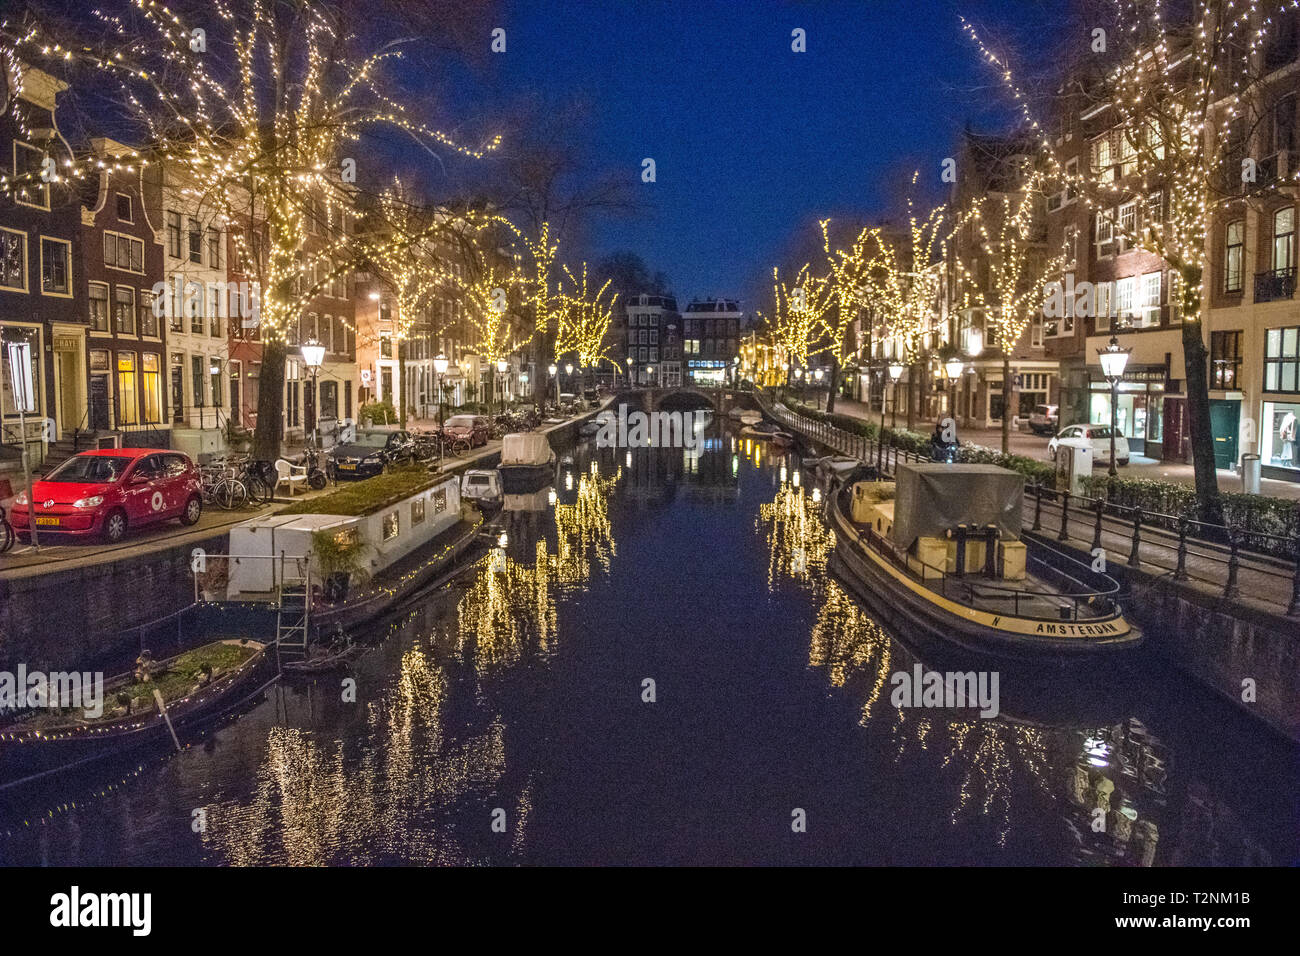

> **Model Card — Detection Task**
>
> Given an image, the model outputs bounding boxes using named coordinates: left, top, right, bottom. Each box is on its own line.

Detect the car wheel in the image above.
left=180, top=494, right=202, bottom=526
left=102, top=508, right=128, bottom=543
left=1118, top=458, right=1129, bottom=467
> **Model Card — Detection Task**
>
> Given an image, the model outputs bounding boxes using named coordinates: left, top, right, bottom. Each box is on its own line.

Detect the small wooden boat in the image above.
left=729, top=408, right=763, bottom=425
left=827, top=463, right=1140, bottom=659
left=741, top=422, right=795, bottom=445
left=282, top=639, right=368, bottom=675
left=0, top=639, right=273, bottom=790
left=499, top=432, right=557, bottom=492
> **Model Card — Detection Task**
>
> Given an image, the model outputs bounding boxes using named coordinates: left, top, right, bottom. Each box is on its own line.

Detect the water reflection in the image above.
left=1, top=421, right=1296, bottom=866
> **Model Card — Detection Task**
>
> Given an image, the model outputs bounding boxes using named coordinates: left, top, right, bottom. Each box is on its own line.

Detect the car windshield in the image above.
left=350, top=434, right=389, bottom=450
left=45, top=455, right=132, bottom=483
left=446, top=416, right=476, bottom=427
left=467, top=475, right=489, bottom=485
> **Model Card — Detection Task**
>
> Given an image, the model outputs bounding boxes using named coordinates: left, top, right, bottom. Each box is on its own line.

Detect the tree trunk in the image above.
left=1180, top=292, right=1222, bottom=524
left=906, top=363, right=916, bottom=431
left=253, top=339, right=286, bottom=462
left=825, top=356, right=840, bottom=414
left=1001, top=353, right=1012, bottom=454
left=398, top=339, right=408, bottom=429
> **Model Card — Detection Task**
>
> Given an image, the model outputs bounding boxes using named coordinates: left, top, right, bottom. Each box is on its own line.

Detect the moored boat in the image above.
left=741, top=421, right=795, bottom=445
left=499, top=432, right=556, bottom=493
left=827, top=463, right=1141, bottom=658
left=0, top=639, right=273, bottom=790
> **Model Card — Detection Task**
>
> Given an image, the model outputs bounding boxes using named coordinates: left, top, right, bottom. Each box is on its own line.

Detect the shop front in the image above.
left=687, top=359, right=729, bottom=385
left=1088, top=365, right=1168, bottom=458
left=1261, top=400, right=1300, bottom=480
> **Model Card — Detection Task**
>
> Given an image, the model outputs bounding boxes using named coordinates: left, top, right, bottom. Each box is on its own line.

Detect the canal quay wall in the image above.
left=0, top=405, right=607, bottom=673
left=1030, top=533, right=1300, bottom=744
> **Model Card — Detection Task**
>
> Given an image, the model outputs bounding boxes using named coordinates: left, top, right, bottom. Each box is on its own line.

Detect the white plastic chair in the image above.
left=274, top=458, right=309, bottom=496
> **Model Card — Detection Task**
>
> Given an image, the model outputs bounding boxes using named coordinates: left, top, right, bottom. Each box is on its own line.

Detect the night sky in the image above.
left=434, top=0, right=1071, bottom=311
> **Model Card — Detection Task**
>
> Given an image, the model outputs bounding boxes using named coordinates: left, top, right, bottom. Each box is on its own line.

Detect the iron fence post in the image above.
left=1288, top=532, right=1300, bottom=617
left=1032, top=483, right=1042, bottom=531
left=1058, top=490, right=1071, bottom=542
left=1174, top=515, right=1190, bottom=581
left=1092, top=497, right=1104, bottom=552
left=1225, top=527, right=1241, bottom=600
left=1128, top=506, right=1142, bottom=568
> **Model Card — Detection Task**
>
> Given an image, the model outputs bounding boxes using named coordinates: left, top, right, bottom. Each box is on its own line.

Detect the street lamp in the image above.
left=886, top=362, right=905, bottom=433
left=1097, top=334, right=1132, bottom=478
left=301, top=339, right=326, bottom=448
left=549, top=362, right=559, bottom=406
left=433, top=352, right=449, bottom=472
left=627, top=356, right=637, bottom=387
left=497, top=357, right=509, bottom=415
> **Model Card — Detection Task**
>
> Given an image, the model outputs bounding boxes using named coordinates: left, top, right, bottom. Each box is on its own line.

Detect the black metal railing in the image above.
left=1254, top=266, right=1296, bottom=303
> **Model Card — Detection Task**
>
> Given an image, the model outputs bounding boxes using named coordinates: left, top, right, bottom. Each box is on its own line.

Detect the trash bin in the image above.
left=1242, top=453, right=1261, bottom=494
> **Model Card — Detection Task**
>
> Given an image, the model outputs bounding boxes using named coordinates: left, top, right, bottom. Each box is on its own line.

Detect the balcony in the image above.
left=1254, top=267, right=1297, bottom=303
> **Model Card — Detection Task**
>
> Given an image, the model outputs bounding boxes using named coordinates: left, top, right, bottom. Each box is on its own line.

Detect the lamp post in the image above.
left=1097, top=334, right=1132, bottom=478
left=433, top=352, right=449, bottom=472
left=301, top=339, right=326, bottom=449
left=794, top=366, right=804, bottom=403
left=813, top=367, right=824, bottom=409
left=886, top=362, right=905, bottom=433
left=732, top=354, right=741, bottom=389
left=549, top=362, right=559, bottom=407
left=627, top=356, right=636, bottom=387
left=497, top=358, right=508, bottom=415
left=943, top=356, right=964, bottom=420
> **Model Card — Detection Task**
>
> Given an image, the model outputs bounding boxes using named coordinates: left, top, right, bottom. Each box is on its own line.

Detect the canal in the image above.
left=2, top=421, right=1298, bottom=865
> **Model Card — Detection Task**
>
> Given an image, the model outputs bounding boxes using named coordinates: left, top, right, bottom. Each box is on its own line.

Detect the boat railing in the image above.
left=840, top=486, right=1123, bottom=623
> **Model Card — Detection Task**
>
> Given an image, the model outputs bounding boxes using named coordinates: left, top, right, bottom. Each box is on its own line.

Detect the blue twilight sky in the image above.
left=424, top=0, right=1071, bottom=312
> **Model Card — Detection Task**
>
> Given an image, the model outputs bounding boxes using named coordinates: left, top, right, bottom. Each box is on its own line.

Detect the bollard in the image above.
left=1127, top=506, right=1142, bottom=568
left=1174, top=515, right=1190, bottom=581
left=1032, top=483, right=1043, bottom=531
left=1058, top=490, right=1071, bottom=542
left=1225, top=527, right=1241, bottom=600
left=1092, top=497, right=1105, bottom=552
left=877, top=434, right=884, bottom=471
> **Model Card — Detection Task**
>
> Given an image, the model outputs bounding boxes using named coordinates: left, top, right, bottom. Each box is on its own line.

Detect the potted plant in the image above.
left=196, top=560, right=229, bottom=602
left=310, top=528, right=370, bottom=603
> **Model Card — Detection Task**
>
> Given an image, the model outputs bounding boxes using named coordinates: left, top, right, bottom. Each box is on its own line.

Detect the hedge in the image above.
left=1080, top=474, right=1299, bottom=558
left=781, top=398, right=1057, bottom=488
left=278, top=465, right=444, bottom=517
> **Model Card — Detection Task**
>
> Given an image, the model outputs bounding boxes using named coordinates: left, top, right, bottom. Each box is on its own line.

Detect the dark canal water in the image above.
left=3, top=422, right=1298, bottom=865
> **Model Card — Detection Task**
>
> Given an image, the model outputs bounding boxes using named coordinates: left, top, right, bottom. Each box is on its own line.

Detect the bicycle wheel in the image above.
left=452, top=438, right=471, bottom=456
left=216, top=478, right=249, bottom=510
left=246, top=474, right=273, bottom=503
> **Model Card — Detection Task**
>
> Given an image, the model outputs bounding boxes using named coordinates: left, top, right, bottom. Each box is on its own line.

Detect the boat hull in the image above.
left=827, top=489, right=1141, bottom=660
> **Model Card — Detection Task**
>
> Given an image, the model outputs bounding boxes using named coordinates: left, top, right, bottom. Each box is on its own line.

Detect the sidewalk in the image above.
left=822, top=394, right=1300, bottom=501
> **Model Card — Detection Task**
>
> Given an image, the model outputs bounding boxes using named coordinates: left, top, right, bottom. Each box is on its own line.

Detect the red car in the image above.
left=442, top=415, right=491, bottom=448
left=10, top=448, right=203, bottom=543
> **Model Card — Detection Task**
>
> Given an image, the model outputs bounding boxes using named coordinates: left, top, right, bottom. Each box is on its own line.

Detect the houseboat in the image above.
left=499, top=432, right=556, bottom=493
left=827, top=463, right=1141, bottom=658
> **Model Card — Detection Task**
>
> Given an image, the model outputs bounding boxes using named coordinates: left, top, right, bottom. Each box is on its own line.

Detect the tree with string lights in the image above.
left=762, top=261, right=832, bottom=391
left=964, top=0, right=1300, bottom=519
left=3, top=0, right=498, bottom=459
left=554, top=263, right=619, bottom=383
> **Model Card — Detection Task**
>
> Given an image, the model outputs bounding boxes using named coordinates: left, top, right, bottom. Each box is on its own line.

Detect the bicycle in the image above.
left=234, top=456, right=275, bottom=504
left=0, top=503, right=14, bottom=553
left=201, top=459, right=251, bottom=510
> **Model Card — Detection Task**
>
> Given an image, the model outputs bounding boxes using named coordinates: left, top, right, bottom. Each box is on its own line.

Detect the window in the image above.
left=166, top=211, right=182, bottom=258
left=1265, top=326, right=1300, bottom=393
left=14, top=142, right=50, bottom=209
left=1062, top=225, right=1078, bottom=265
left=210, top=358, right=222, bottom=407
left=1145, top=190, right=1164, bottom=228
left=433, top=488, right=447, bottom=513
left=116, top=351, right=138, bottom=425
left=320, top=314, right=333, bottom=352
left=207, top=228, right=222, bottom=269
left=188, top=218, right=202, bottom=264
left=1139, top=272, right=1162, bottom=326
left=103, top=231, right=144, bottom=272
left=40, top=237, right=71, bottom=295
left=1094, top=280, right=1113, bottom=332
left=1095, top=209, right=1115, bottom=252
left=1224, top=220, right=1245, bottom=293
left=139, top=290, right=159, bottom=337
left=1273, top=207, right=1295, bottom=273
left=1119, top=202, right=1137, bottom=242
left=411, top=497, right=426, bottom=525
left=189, top=281, right=205, bottom=334
left=1211, top=330, right=1243, bottom=390
left=1091, top=134, right=1112, bottom=179
left=88, top=282, right=109, bottom=332
left=116, top=193, right=133, bottom=223
left=209, top=289, right=221, bottom=338
left=382, top=510, right=400, bottom=541
left=0, top=228, right=25, bottom=291
left=141, top=352, right=162, bottom=423
left=192, top=354, right=206, bottom=406
left=1116, top=276, right=1136, bottom=320
left=114, top=286, right=137, bottom=335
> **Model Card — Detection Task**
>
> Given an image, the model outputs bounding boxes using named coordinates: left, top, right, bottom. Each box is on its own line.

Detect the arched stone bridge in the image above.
left=606, top=386, right=758, bottom=414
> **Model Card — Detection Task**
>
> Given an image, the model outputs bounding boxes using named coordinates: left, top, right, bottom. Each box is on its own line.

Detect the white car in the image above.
left=1028, top=404, right=1059, bottom=435
left=1048, top=423, right=1130, bottom=467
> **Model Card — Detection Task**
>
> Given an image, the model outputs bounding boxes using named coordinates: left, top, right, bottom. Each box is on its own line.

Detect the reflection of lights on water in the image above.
left=590, top=460, right=598, bottom=475
left=792, top=469, right=800, bottom=487
left=565, top=472, right=573, bottom=491
left=497, top=532, right=508, bottom=548
left=1083, top=735, right=1112, bottom=767
left=780, top=464, right=787, bottom=483
left=490, top=547, right=506, bottom=572
left=548, top=488, right=557, bottom=506
left=731, top=454, right=739, bottom=476
left=625, top=451, right=632, bottom=467
left=811, top=487, right=821, bottom=503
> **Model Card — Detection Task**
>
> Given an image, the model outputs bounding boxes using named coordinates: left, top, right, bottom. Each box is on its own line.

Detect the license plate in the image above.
left=34, top=516, right=60, bottom=527
left=339, top=463, right=356, bottom=470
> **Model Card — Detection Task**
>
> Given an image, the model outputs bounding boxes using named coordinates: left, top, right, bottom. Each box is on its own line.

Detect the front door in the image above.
left=1210, top=399, right=1240, bottom=469
left=56, top=350, right=82, bottom=438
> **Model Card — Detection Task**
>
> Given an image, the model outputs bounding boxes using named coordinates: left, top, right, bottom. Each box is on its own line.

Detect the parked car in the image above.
left=9, top=448, right=203, bottom=543
left=328, top=429, right=414, bottom=480
left=1028, top=404, right=1060, bottom=435
left=442, top=415, right=490, bottom=447
left=1048, top=423, right=1130, bottom=467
